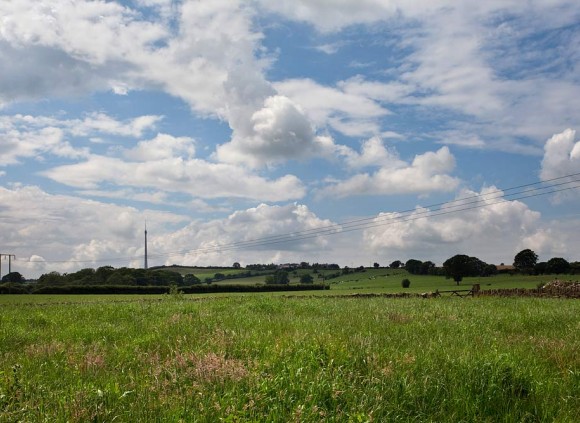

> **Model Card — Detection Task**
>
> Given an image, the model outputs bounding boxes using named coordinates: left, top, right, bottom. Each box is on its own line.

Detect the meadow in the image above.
left=1, top=286, right=578, bottom=421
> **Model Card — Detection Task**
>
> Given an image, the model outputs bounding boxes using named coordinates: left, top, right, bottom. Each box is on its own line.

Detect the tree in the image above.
left=1, top=272, right=24, bottom=283
left=443, top=255, right=471, bottom=285
left=37, top=271, right=64, bottom=285
left=184, top=274, right=201, bottom=285
left=373, top=262, right=380, bottom=268
left=96, top=266, right=115, bottom=284
left=420, top=261, right=435, bottom=275
left=513, top=249, right=538, bottom=274
left=232, top=262, right=241, bottom=269
left=534, top=262, right=547, bottom=275
left=405, top=259, right=423, bottom=275
left=300, top=273, right=314, bottom=284
left=265, top=270, right=289, bottom=285
left=443, top=254, right=492, bottom=284
left=546, top=257, right=570, bottom=274
left=389, top=260, right=402, bottom=269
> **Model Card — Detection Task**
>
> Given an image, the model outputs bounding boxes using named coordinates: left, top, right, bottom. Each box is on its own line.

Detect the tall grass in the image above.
left=1, top=296, right=578, bottom=421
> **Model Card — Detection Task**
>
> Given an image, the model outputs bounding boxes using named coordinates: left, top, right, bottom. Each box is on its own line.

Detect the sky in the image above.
left=1, top=0, right=580, bottom=279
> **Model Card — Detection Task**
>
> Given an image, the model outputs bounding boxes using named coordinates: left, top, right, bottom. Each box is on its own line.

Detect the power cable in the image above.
left=15, top=173, right=580, bottom=265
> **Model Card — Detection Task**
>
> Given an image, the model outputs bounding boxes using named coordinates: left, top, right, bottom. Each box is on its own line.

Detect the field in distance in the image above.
left=158, top=265, right=563, bottom=293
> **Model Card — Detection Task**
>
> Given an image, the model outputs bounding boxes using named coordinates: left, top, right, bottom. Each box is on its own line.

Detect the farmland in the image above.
left=1, top=272, right=579, bottom=421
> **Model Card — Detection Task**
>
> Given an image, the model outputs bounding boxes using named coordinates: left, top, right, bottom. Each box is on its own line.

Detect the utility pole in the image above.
left=144, top=223, right=148, bottom=270
left=0, top=254, right=16, bottom=280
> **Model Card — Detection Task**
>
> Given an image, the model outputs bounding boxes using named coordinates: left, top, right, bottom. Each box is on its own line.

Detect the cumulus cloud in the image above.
left=338, top=137, right=404, bottom=169
left=123, top=133, right=196, bottom=161
left=0, top=113, right=161, bottom=166
left=321, top=146, right=459, bottom=197
left=262, top=1, right=580, bottom=151
left=274, top=78, right=390, bottom=138
left=0, top=122, right=84, bottom=166
left=42, top=151, right=306, bottom=202
left=362, top=186, right=546, bottom=264
left=161, top=203, right=337, bottom=264
left=0, top=187, right=339, bottom=277
left=0, top=0, right=268, bottom=118
left=215, top=95, right=336, bottom=166
left=540, top=129, right=580, bottom=180
left=0, top=184, right=188, bottom=277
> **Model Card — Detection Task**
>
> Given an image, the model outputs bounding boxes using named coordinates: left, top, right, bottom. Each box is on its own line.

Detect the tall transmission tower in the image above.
left=144, top=223, right=148, bottom=270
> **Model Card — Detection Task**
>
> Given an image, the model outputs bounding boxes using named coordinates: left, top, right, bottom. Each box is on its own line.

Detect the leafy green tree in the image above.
left=420, top=261, right=435, bottom=275
left=389, top=260, right=402, bottom=269
left=232, top=262, right=241, bottom=269
left=300, top=273, right=314, bottom=284
left=96, top=266, right=115, bottom=284
left=443, top=255, right=471, bottom=285
left=265, top=270, right=289, bottom=284
left=184, top=274, right=201, bottom=285
left=546, top=257, right=570, bottom=274
left=405, top=259, right=423, bottom=275
left=534, top=262, right=547, bottom=275
left=513, top=249, right=538, bottom=274
left=65, top=268, right=97, bottom=285
left=1, top=272, right=24, bottom=283
left=443, top=254, right=492, bottom=284
left=482, top=264, right=498, bottom=277
left=373, top=262, right=380, bottom=268
left=37, top=271, right=64, bottom=285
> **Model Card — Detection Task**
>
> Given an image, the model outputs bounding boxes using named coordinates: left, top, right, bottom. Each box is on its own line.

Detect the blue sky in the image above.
left=1, top=0, right=579, bottom=278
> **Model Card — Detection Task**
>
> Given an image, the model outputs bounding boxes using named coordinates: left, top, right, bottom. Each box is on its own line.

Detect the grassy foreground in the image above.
left=1, top=296, right=579, bottom=422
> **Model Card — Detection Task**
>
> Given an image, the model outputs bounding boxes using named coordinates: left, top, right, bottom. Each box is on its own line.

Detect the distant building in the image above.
left=495, top=264, right=515, bottom=272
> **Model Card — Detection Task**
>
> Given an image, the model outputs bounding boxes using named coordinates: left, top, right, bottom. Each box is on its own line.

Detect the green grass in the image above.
left=0, top=295, right=578, bottom=421
left=314, top=268, right=564, bottom=295
left=159, top=266, right=249, bottom=278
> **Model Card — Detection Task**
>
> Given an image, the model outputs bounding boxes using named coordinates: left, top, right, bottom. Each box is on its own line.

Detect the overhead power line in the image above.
left=16, top=172, right=580, bottom=265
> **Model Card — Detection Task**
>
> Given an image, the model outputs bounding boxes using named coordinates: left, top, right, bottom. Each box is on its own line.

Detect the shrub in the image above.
left=401, top=278, right=411, bottom=288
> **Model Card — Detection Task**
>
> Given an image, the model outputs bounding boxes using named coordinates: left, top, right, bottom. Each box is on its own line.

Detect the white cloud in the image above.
left=151, top=202, right=341, bottom=267
left=262, top=2, right=580, bottom=152
left=0, top=187, right=341, bottom=277
left=338, top=137, right=404, bottom=169
left=314, top=42, right=344, bottom=55
left=0, top=113, right=161, bottom=166
left=0, top=0, right=269, bottom=120
left=123, top=133, right=196, bottom=161
left=362, top=186, right=545, bottom=264
left=322, top=146, right=459, bottom=198
left=539, top=128, right=580, bottom=202
left=0, top=122, right=85, bottom=166
left=275, top=78, right=390, bottom=137
left=42, top=154, right=306, bottom=202
left=70, top=113, right=162, bottom=138
left=0, top=184, right=188, bottom=277
left=518, top=229, right=568, bottom=260
left=215, top=95, right=334, bottom=166
left=540, top=129, right=580, bottom=180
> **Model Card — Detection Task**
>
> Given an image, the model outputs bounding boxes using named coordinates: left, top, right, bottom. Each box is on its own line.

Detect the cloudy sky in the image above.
left=1, top=0, right=580, bottom=278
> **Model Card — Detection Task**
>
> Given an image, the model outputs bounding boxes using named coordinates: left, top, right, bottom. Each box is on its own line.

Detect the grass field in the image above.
left=163, top=266, right=565, bottom=293
left=1, top=272, right=578, bottom=421
left=0, top=295, right=578, bottom=422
